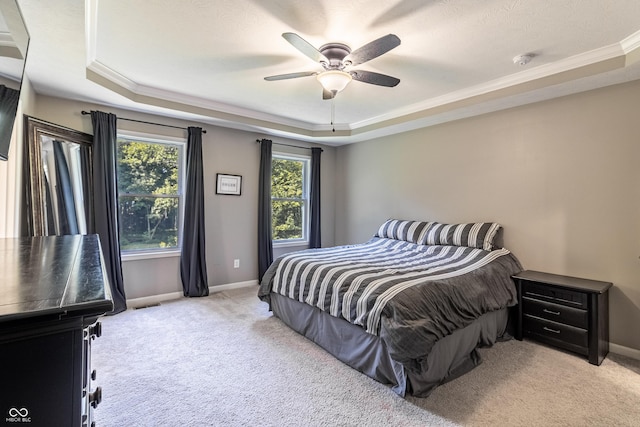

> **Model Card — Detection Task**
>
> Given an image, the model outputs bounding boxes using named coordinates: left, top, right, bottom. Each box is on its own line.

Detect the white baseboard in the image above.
left=126, top=279, right=258, bottom=309
left=610, top=343, right=640, bottom=361
left=210, top=279, right=259, bottom=292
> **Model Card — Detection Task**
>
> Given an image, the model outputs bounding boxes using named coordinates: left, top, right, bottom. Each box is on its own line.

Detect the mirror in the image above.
left=0, top=0, right=29, bottom=161
left=24, top=116, right=94, bottom=237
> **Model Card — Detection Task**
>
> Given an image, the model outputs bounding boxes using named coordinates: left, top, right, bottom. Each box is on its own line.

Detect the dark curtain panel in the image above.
left=258, top=139, right=273, bottom=282
left=90, top=110, right=127, bottom=314
left=80, top=144, right=95, bottom=233
left=180, top=127, right=209, bottom=297
left=44, top=173, right=56, bottom=233
left=52, top=140, right=78, bottom=235
left=309, top=147, right=322, bottom=249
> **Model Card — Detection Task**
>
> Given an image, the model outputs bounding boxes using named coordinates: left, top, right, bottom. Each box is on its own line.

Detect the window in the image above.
left=116, top=133, right=185, bottom=253
left=271, top=153, right=310, bottom=245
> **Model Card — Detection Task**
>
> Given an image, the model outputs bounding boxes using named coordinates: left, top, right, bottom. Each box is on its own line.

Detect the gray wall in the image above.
left=335, top=79, right=640, bottom=352
left=31, top=95, right=336, bottom=299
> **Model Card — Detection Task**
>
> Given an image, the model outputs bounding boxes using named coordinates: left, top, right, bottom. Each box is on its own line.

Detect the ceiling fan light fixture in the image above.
left=316, top=70, right=352, bottom=93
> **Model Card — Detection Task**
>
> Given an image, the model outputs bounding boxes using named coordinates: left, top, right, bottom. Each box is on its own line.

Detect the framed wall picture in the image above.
left=216, top=173, right=242, bottom=196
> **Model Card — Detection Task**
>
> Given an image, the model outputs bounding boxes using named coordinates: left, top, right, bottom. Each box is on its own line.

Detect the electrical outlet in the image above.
left=233, top=259, right=240, bottom=269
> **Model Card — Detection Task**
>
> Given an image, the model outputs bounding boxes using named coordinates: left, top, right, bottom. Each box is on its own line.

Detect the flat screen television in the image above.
left=0, top=0, right=29, bottom=161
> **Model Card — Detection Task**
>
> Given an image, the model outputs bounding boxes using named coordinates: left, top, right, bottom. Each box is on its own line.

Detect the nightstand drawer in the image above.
left=521, top=281, right=587, bottom=309
left=522, top=297, right=588, bottom=329
left=523, top=315, right=588, bottom=349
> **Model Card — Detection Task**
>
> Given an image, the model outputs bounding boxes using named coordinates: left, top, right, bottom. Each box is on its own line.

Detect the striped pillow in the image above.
left=419, top=222, right=501, bottom=251
left=375, top=219, right=433, bottom=244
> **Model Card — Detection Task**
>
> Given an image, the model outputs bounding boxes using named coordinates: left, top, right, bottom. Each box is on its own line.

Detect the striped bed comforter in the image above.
left=258, top=237, right=522, bottom=369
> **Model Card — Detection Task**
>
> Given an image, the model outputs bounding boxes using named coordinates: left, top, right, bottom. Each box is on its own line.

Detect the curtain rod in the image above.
left=256, top=139, right=323, bottom=152
left=81, top=110, right=207, bottom=133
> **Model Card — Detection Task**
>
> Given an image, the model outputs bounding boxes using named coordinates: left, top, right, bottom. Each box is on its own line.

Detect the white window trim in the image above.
left=272, top=151, right=310, bottom=247
left=121, top=249, right=181, bottom=262
left=117, top=131, right=187, bottom=258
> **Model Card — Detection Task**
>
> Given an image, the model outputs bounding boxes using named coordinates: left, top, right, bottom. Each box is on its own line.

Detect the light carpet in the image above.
left=92, top=286, right=640, bottom=426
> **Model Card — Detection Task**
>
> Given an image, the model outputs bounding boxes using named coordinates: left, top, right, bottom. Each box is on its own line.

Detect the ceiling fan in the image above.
left=264, top=32, right=401, bottom=100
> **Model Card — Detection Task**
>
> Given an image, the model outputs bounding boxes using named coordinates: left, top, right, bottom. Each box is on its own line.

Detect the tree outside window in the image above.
left=271, top=153, right=309, bottom=243
left=116, top=135, right=184, bottom=252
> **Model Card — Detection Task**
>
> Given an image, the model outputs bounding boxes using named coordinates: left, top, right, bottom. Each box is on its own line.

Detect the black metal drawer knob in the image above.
left=88, top=322, right=102, bottom=339
left=89, top=386, right=102, bottom=408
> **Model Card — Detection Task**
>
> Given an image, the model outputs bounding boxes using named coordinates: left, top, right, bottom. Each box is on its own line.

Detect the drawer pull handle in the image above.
left=543, top=326, right=561, bottom=334
left=524, top=291, right=583, bottom=307
left=525, top=291, right=549, bottom=299
left=543, top=309, right=561, bottom=316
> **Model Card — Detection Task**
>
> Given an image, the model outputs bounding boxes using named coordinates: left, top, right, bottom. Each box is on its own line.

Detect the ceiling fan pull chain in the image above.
left=331, top=98, right=335, bottom=132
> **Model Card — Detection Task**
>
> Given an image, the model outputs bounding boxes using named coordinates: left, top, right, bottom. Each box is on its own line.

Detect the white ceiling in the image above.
left=16, top=0, right=640, bottom=145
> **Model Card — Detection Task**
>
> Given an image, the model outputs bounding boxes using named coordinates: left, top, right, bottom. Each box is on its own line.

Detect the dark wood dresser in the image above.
left=0, top=235, right=113, bottom=427
left=512, top=270, right=612, bottom=365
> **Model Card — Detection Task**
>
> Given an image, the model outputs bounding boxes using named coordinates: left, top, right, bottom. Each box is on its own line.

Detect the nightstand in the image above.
left=512, top=270, right=612, bottom=365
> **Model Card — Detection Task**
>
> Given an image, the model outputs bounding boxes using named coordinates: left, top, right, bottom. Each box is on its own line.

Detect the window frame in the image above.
left=271, top=151, right=310, bottom=247
left=116, top=131, right=186, bottom=259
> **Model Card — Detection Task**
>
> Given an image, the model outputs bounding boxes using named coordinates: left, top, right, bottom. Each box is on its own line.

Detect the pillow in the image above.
left=375, top=219, right=433, bottom=244
left=419, top=222, right=501, bottom=251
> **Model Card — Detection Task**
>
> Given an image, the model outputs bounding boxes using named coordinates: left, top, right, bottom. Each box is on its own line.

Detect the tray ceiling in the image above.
left=18, top=0, right=640, bottom=145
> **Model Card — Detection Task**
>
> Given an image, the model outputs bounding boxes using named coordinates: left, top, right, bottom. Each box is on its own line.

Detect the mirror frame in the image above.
left=24, top=115, right=93, bottom=236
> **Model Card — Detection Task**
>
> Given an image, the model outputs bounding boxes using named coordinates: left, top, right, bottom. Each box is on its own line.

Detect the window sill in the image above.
left=121, top=249, right=181, bottom=262
left=273, top=240, right=309, bottom=249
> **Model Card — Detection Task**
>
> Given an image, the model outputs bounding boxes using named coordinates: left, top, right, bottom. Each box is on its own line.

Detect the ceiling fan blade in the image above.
left=322, top=89, right=335, bottom=100
left=344, top=34, right=401, bottom=66
left=350, top=70, right=400, bottom=87
left=264, top=71, right=318, bottom=81
left=282, top=32, right=329, bottom=64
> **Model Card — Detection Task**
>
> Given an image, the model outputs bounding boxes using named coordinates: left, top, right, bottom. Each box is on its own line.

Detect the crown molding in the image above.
left=621, top=30, right=640, bottom=54
left=351, top=41, right=630, bottom=130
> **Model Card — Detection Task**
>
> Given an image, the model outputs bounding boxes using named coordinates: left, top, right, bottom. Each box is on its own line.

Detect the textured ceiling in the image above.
left=17, top=0, right=640, bottom=144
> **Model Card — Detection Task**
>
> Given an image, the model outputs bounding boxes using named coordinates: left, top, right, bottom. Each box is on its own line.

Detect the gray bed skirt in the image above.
left=269, top=292, right=509, bottom=397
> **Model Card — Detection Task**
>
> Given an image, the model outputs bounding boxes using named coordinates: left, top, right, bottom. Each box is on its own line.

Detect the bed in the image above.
left=258, top=219, right=522, bottom=397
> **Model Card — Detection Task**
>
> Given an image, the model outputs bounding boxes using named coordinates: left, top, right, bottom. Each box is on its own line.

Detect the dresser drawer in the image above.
left=522, top=297, right=588, bottom=329
left=521, top=281, right=587, bottom=309
left=523, top=315, right=588, bottom=349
